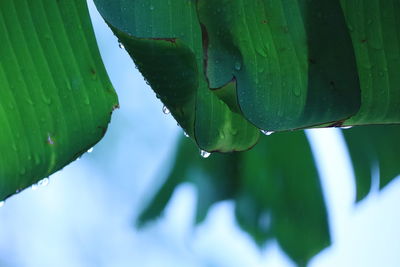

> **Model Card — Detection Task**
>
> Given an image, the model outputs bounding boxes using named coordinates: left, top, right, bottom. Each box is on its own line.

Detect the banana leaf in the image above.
left=0, top=0, right=118, bottom=201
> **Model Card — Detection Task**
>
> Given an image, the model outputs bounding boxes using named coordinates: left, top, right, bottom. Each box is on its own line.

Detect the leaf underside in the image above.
left=0, top=0, right=118, bottom=200
left=94, top=0, right=400, bottom=152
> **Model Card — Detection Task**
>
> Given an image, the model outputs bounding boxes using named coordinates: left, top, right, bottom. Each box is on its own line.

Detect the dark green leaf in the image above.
left=198, top=0, right=360, bottom=131
left=94, top=0, right=260, bottom=152
left=237, top=132, right=330, bottom=265
left=341, top=0, right=400, bottom=125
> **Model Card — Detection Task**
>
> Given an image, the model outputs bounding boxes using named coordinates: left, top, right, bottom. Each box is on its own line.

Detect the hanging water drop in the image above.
left=0, top=201, right=4, bottom=208
left=200, top=150, right=211, bottom=158
left=87, top=147, right=94, bottom=153
left=293, top=87, right=301, bottom=97
left=261, top=130, right=274, bottom=136
left=162, top=105, right=170, bottom=115
left=341, top=126, right=353, bottom=130
left=38, top=178, right=49, bottom=187
left=47, top=134, right=54, bottom=145
left=32, top=184, right=38, bottom=191
left=118, top=42, right=125, bottom=49
left=183, top=131, right=189, bottom=138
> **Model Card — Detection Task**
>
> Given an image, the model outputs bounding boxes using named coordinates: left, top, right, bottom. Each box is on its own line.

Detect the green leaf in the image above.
left=138, top=132, right=330, bottom=266
left=0, top=0, right=118, bottom=201
left=236, top=132, right=330, bottom=265
left=94, top=0, right=260, bottom=153
left=137, top=137, right=240, bottom=226
left=340, top=0, right=400, bottom=125
left=197, top=0, right=360, bottom=131
left=342, top=125, right=400, bottom=201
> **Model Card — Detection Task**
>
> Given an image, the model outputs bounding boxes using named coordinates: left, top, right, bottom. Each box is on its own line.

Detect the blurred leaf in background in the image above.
left=138, top=125, right=400, bottom=266
left=138, top=131, right=330, bottom=266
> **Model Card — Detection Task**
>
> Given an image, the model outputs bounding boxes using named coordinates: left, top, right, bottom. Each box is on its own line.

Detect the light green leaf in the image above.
left=0, top=0, right=118, bottom=200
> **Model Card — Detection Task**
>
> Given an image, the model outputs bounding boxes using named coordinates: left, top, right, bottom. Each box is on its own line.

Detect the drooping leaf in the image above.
left=0, top=0, right=118, bottom=201
left=138, top=132, right=330, bottom=266
left=342, top=125, right=400, bottom=201
left=94, top=1, right=400, bottom=150
left=197, top=0, right=360, bottom=131
left=94, top=0, right=260, bottom=153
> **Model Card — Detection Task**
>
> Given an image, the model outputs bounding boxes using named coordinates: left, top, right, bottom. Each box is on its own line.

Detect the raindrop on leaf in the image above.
left=341, top=126, right=353, bottom=130
left=234, top=61, right=242, bottom=71
left=261, top=130, right=274, bottom=136
left=200, top=150, right=211, bottom=158
left=162, top=105, right=170, bottom=115
left=38, top=178, right=49, bottom=187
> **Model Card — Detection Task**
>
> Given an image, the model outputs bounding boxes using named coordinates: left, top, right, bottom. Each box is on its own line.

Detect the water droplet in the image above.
left=47, top=134, right=54, bottom=145
left=0, top=201, right=4, bottom=208
left=38, top=178, right=49, bottom=187
left=256, top=47, right=267, bottom=57
left=150, top=5, right=154, bottom=10
left=87, top=147, right=94, bottom=153
left=341, top=126, right=353, bottom=130
left=118, top=42, right=125, bottom=49
left=234, top=61, right=242, bottom=71
left=183, top=131, right=189, bottom=137
left=293, top=87, right=301, bottom=96
left=162, top=105, right=170, bottom=115
left=32, top=184, right=38, bottom=191
left=261, top=130, right=274, bottom=136
left=200, top=150, right=211, bottom=158
left=34, top=154, right=41, bottom=165
left=347, top=24, right=354, bottom=32
left=42, top=95, right=52, bottom=105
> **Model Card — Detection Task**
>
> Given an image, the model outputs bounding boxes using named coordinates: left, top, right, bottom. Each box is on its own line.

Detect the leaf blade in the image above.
left=0, top=0, right=118, bottom=200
